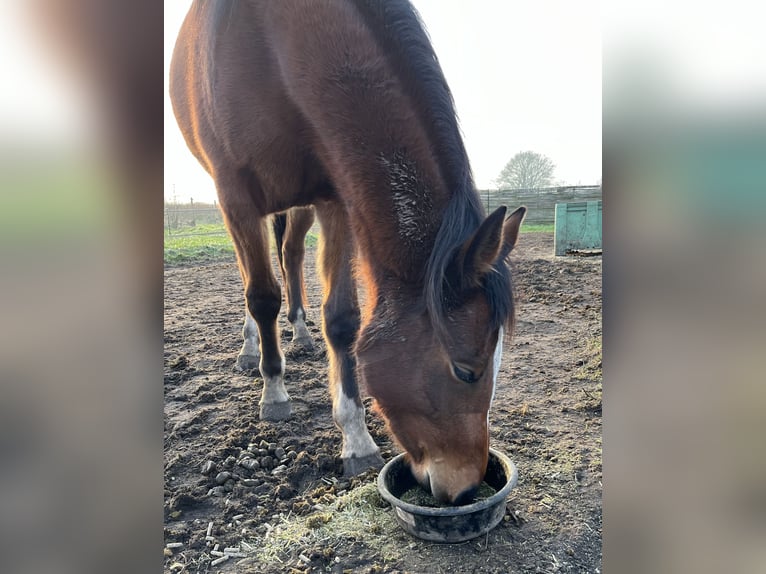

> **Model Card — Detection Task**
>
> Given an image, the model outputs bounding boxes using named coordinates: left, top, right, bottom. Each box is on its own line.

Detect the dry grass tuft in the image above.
left=574, top=335, right=602, bottom=381
left=249, top=483, right=404, bottom=566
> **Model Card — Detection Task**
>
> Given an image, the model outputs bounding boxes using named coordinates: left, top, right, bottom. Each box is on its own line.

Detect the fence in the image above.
left=164, top=184, right=602, bottom=237
left=164, top=201, right=226, bottom=237
left=481, top=185, right=602, bottom=225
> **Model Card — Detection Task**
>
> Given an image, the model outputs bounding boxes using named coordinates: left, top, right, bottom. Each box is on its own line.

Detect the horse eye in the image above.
left=452, top=363, right=478, bottom=384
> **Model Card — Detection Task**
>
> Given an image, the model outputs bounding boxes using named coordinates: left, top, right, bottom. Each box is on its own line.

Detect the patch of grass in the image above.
left=163, top=223, right=318, bottom=266
left=164, top=216, right=533, bottom=266
left=520, top=223, right=554, bottom=233
left=164, top=231, right=236, bottom=266
left=303, top=232, right=319, bottom=248
left=251, top=483, right=404, bottom=565
left=164, top=222, right=229, bottom=238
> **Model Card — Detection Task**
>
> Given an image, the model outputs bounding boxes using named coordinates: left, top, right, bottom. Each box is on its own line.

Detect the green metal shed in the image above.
left=554, top=200, right=602, bottom=256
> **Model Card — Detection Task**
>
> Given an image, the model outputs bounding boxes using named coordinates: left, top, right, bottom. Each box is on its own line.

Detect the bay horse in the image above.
left=170, top=0, right=526, bottom=504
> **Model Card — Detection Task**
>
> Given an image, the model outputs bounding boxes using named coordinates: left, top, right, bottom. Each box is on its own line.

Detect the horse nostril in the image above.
left=453, top=485, right=479, bottom=506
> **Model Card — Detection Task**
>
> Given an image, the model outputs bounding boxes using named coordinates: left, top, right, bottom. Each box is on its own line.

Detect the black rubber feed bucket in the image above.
left=377, top=448, right=518, bottom=543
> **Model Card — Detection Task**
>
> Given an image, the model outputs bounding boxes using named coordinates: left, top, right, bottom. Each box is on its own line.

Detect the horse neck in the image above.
left=264, top=2, right=467, bottom=285
left=342, top=148, right=451, bottom=289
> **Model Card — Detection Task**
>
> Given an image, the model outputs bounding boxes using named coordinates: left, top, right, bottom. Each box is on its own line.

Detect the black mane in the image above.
left=353, top=0, right=515, bottom=333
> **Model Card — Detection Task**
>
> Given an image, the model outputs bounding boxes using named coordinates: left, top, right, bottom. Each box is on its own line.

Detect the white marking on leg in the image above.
left=240, top=312, right=259, bottom=357
left=291, top=308, right=312, bottom=343
left=260, top=355, right=289, bottom=406
left=334, top=385, right=379, bottom=460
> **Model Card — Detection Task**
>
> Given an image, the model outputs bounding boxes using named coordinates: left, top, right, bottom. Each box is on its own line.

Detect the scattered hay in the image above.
left=510, top=403, right=530, bottom=417
left=250, top=483, right=403, bottom=565
left=574, top=335, right=602, bottom=381
left=305, top=513, right=332, bottom=529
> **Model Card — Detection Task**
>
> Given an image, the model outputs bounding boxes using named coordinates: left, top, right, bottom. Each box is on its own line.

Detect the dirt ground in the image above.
left=164, top=232, right=602, bottom=573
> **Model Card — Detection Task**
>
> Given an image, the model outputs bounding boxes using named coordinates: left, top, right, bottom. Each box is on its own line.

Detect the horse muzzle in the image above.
left=411, top=457, right=484, bottom=505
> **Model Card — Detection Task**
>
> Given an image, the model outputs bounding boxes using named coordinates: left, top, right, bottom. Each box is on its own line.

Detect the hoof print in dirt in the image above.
left=342, top=452, right=385, bottom=477
left=260, top=401, right=293, bottom=421
left=235, top=353, right=260, bottom=372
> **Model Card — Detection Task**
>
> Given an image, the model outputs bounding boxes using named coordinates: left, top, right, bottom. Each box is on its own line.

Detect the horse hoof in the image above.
left=260, top=401, right=292, bottom=421
left=236, top=354, right=260, bottom=372
left=342, top=452, right=385, bottom=477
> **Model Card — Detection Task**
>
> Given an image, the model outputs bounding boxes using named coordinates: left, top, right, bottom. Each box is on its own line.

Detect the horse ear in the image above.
left=498, top=206, right=527, bottom=260
left=459, top=206, right=508, bottom=286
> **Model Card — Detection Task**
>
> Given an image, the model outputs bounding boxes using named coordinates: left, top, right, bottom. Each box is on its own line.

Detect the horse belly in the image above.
left=173, top=1, right=330, bottom=213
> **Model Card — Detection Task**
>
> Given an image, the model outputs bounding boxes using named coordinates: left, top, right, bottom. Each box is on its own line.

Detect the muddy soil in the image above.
left=164, top=232, right=602, bottom=573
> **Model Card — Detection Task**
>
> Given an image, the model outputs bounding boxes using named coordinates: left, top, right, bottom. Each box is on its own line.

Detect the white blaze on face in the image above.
left=491, top=326, right=504, bottom=406
left=486, top=326, right=504, bottom=432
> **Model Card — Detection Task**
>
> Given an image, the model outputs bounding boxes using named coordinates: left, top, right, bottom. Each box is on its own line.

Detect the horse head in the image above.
left=357, top=206, right=526, bottom=504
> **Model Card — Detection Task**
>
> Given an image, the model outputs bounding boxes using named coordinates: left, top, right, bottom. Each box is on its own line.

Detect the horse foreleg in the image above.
left=316, top=202, right=383, bottom=476
left=216, top=169, right=291, bottom=421
left=246, top=272, right=291, bottom=421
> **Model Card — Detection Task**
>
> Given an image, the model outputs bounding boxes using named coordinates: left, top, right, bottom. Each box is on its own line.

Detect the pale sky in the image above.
left=2, top=1, right=761, bottom=205
left=164, top=0, right=602, bottom=203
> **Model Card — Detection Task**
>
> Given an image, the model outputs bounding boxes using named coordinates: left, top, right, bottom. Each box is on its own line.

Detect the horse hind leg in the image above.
left=216, top=168, right=291, bottom=421
left=316, top=201, right=383, bottom=476
left=239, top=206, right=312, bottom=370
left=274, top=207, right=315, bottom=354
left=236, top=250, right=261, bottom=371
left=235, top=311, right=260, bottom=371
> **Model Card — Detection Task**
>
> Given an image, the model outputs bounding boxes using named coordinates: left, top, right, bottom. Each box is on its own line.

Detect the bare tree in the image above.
left=495, top=151, right=556, bottom=189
